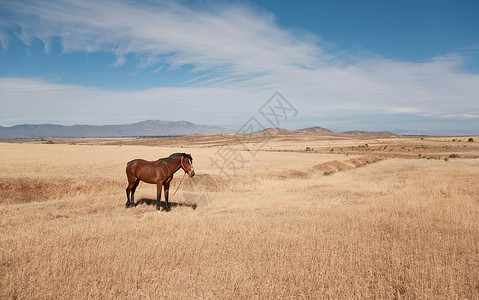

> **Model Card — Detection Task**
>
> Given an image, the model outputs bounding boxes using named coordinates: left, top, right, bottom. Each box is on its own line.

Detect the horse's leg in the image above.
left=164, top=182, right=171, bottom=212
left=130, top=180, right=140, bottom=207
left=126, top=181, right=134, bottom=208
left=125, top=186, right=131, bottom=207
left=156, top=182, right=163, bottom=211
left=126, top=178, right=139, bottom=208
left=126, top=166, right=133, bottom=208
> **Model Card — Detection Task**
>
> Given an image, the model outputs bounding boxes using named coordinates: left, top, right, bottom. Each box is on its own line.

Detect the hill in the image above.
left=254, top=127, right=399, bottom=137
left=340, top=130, right=399, bottom=138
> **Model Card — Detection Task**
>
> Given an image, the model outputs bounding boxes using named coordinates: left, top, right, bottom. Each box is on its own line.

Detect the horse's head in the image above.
left=181, top=153, right=195, bottom=177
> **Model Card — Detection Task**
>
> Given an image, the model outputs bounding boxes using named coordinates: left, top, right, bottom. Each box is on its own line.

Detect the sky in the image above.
left=1, top=0, right=478, bottom=134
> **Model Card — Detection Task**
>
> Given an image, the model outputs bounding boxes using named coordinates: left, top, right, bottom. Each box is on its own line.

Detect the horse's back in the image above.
left=127, top=158, right=147, bottom=166
left=126, top=159, right=163, bottom=183
left=126, top=159, right=151, bottom=172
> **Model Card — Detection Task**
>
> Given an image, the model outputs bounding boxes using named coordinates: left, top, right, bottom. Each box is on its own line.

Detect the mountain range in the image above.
left=0, top=120, right=401, bottom=139
left=0, top=120, right=234, bottom=139
left=254, top=126, right=399, bottom=137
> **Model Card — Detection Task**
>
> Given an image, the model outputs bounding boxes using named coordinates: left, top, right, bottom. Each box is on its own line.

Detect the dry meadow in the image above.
left=1, top=135, right=479, bottom=299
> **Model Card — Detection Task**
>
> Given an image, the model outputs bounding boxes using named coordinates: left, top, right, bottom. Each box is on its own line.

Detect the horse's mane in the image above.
left=169, top=153, right=193, bottom=161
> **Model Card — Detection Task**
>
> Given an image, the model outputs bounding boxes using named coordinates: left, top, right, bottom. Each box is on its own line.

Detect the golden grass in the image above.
left=1, top=139, right=478, bottom=299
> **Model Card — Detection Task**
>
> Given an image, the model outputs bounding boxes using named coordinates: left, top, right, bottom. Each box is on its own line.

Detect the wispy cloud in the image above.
left=1, top=0, right=321, bottom=80
left=0, top=0, right=478, bottom=132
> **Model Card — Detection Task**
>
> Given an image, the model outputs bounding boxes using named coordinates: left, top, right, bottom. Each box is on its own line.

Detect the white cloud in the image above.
left=0, top=0, right=478, bottom=132
left=1, top=0, right=321, bottom=78
left=0, top=77, right=266, bottom=126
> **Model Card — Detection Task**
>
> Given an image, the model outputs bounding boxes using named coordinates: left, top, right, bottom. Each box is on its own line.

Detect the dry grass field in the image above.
left=1, top=135, right=479, bottom=299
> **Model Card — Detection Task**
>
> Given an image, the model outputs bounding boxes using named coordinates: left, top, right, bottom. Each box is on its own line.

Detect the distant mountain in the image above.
left=0, top=120, right=234, bottom=138
left=254, top=127, right=399, bottom=137
left=296, top=126, right=339, bottom=135
left=340, top=130, right=399, bottom=138
left=253, top=128, right=296, bottom=136
left=254, top=126, right=337, bottom=136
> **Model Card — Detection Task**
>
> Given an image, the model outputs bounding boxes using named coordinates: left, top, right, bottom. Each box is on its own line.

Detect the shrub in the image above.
left=468, top=138, right=474, bottom=142
left=323, top=170, right=335, bottom=176
left=449, top=153, right=460, bottom=158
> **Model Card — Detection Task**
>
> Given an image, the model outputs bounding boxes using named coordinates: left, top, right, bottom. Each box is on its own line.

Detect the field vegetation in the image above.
left=1, top=135, right=478, bottom=298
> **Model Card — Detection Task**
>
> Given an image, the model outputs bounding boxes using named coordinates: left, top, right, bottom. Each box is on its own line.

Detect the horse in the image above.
left=125, top=153, right=195, bottom=211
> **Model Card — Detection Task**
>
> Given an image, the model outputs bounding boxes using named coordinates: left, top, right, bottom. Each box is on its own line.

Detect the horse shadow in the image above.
left=135, top=198, right=197, bottom=210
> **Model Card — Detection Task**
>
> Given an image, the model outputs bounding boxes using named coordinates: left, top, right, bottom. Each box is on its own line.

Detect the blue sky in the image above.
left=1, top=0, right=478, bottom=134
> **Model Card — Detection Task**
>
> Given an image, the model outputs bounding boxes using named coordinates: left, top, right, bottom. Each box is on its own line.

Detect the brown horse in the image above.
left=125, top=153, right=195, bottom=211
